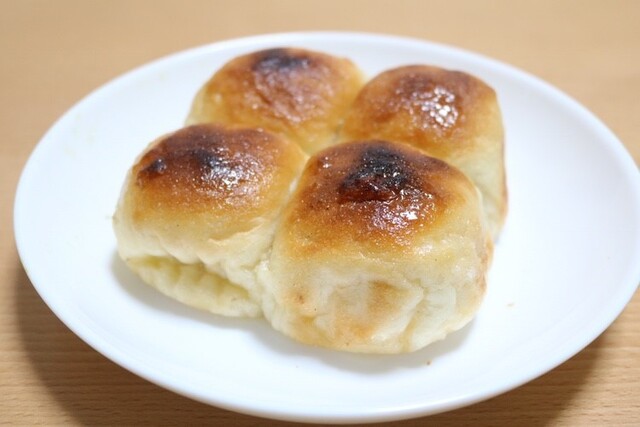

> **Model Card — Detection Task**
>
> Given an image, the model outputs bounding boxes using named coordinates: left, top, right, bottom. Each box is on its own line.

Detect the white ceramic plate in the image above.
left=14, top=32, right=640, bottom=423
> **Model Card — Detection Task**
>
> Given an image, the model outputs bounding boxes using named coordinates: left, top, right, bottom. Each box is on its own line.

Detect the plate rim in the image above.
left=13, top=31, right=640, bottom=424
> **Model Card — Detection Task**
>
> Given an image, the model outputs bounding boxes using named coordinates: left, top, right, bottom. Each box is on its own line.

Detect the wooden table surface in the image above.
left=2, top=1, right=639, bottom=425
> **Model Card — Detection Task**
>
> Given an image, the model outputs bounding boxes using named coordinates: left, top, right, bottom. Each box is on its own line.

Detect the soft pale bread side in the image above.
left=113, top=124, right=307, bottom=317
left=260, top=140, right=492, bottom=353
left=340, top=65, right=507, bottom=238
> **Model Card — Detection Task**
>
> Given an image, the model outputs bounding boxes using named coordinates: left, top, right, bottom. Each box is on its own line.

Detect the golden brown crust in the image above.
left=279, top=140, right=473, bottom=251
left=135, top=125, right=273, bottom=209
left=126, top=123, right=307, bottom=238
left=341, top=65, right=495, bottom=156
left=187, top=48, right=365, bottom=154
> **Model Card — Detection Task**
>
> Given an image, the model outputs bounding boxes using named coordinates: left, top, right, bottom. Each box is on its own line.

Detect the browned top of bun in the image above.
left=224, top=48, right=338, bottom=124
left=128, top=124, right=306, bottom=237
left=341, top=65, right=497, bottom=157
left=188, top=47, right=364, bottom=153
left=280, top=140, right=474, bottom=252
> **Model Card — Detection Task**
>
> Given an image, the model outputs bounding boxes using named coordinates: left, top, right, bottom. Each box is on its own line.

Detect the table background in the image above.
left=2, top=1, right=639, bottom=425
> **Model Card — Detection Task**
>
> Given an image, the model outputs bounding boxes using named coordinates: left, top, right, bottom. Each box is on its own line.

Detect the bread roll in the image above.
left=113, top=124, right=307, bottom=317
left=340, top=65, right=507, bottom=238
left=259, top=140, right=492, bottom=353
left=186, top=47, right=364, bottom=154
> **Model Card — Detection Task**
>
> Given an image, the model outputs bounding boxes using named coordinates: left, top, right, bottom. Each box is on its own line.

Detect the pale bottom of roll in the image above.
left=126, top=256, right=262, bottom=318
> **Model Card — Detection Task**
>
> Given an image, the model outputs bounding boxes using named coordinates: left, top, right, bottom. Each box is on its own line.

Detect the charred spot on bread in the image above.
left=338, top=143, right=414, bottom=203
left=252, top=48, right=312, bottom=73
left=139, top=157, right=167, bottom=179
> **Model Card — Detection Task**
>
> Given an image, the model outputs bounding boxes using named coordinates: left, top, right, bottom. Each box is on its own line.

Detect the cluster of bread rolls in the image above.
left=113, top=47, right=506, bottom=353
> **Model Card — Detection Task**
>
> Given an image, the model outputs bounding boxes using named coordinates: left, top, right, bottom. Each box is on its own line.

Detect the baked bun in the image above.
left=259, top=140, right=492, bottom=353
left=114, top=49, right=507, bottom=354
left=187, top=47, right=364, bottom=154
left=340, top=65, right=507, bottom=238
left=113, top=124, right=307, bottom=317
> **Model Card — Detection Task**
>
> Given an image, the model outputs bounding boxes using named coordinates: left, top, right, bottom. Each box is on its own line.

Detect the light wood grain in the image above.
left=2, top=0, right=639, bottom=425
